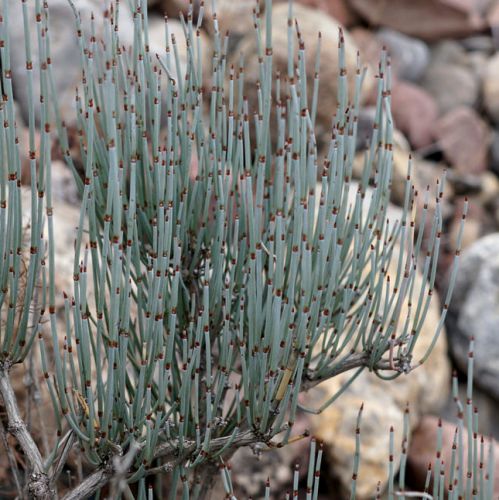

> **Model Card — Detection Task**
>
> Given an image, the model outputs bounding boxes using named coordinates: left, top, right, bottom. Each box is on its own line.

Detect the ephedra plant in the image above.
left=0, top=0, right=490, bottom=498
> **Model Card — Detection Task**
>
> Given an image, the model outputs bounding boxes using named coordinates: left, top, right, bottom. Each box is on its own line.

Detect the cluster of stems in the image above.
left=0, top=0, right=478, bottom=498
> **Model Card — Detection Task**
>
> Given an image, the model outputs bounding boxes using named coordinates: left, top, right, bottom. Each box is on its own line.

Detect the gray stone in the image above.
left=422, top=63, right=479, bottom=114
left=377, top=29, right=430, bottom=82
left=420, top=40, right=481, bottom=114
left=430, top=39, right=470, bottom=66
left=8, top=0, right=133, bottom=129
left=490, top=130, right=499, bottom=176
left=355, top=106, right=376, bottom=151
left=460, top=35, right=495, bottom=52
left=446, top=233, right=499, bottom=400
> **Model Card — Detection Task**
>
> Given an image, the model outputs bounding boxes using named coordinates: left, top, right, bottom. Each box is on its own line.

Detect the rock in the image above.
left=352, top=131, right=409, bottom=205
left=8, top=0, right=134, bottom=129
left=432, top=106, right=491, bottom=175
left=50, top=161, right=80, bottom=205
left=353, top=130, right=452, bottom=215
left=147, top=15, right=212, bottom=86
left=18, top=187, right=87, bottom=318
left=390, top=130, right=414, bottom=206
left=448, top=196, right=485, bottom=252
left=161, top=0, right=360, bottom=43
left=460, top=35, right=495, bottom=52
left=349, top=0, right=486, bottom=41
left=447, top=171, right=483, bottom=197
left=441, top=381, right=499, bottom=441
left=233, top=4, right=373, bottom=144
left=479, top=171, right=499, bottom=209
left=483, top=53, right=499, bottom=124
left=408, top=416, right=499, bottom=495
left=148, top=16, right=187, bottom=83
left=10, top=101, right=42, bottom=186
left=446, top=233, right=499, bottom=400
left=292, top=0, right=360, bottom=28
left=487, top=0, right=499, bottom=33
left=391, top=81, right=438, bottom=149
left=311, top=378, right=406, bottom=498
left=377, top=29, right=430, bottom=82
left=355, top=106, right=377, bottom=151
left=430, top=39, right=470, bottom=66
left=490, top=130, right=499, bottom=176
left=478, top=171, right=499, bottom=232
left=350, top=27, right=384, bottom=72
left=160, top=0, right=262, bottom=54
left=308, top=241, right=451, bottom=498
left=421, top=41, right=480, bottom=115
left=227, top=414, right=312, bottom=497
left=422, top=60, right=479, bottom=115
left=467, top=50, right=489, bottom=86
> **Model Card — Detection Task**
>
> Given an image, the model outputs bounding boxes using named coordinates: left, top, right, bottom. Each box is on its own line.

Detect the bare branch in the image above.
left=0, top=416, right=23, bottom=497
left=61, top=466, right=113, bottom=500
left=0, top=364, right=53, bottom=499
left=301, top=353, right=394, bottom=392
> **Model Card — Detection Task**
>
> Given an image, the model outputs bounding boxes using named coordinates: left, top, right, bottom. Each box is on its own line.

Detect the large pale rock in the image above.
left=446, top=233, right=499, bottom=400
left=432, top=106, right=491, bottom=175
left=349, top=0, right=487, bottom=41
left=160, top=0, right=360, bottom=50
left=147, top=15, right=212, bottom=86
left=160, top=0, right=262, bottom=54
left=19, top=187, right=84, bottom=315
left=308, top=241, right=450, bottom=498
left=8, top=0, right=134, bottom=129
left=232, top=3, right=373, bottom=142
left=350, top=28, right=383, bottom=72
left=148, top=16, right=187, bottom=83
left=447, top=196, right=485, bottom=256
left=483, top=53, right=499, bottom=124
left=353, top=130, right=424, bottom=206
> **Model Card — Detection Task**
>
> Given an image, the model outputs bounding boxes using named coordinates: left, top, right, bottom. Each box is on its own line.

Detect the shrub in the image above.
left=0, top=0, right=479, bottom=498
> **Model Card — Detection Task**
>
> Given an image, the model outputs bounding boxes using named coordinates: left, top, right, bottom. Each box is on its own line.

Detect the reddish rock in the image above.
left=408, top=416, right=499, bottom=495
left=349, top=0, right=486, bottom=41
left=293, top=0, right=360, bottom=27
left=432, top=106, right=491, bottom=175
left=391, top=81, right=438, bottom=150
left=487, top=1, right=499, bottom=29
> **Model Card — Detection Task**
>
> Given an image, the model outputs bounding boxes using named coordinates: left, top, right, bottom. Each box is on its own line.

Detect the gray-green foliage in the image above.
left=0, top=0, right=485, bottom=498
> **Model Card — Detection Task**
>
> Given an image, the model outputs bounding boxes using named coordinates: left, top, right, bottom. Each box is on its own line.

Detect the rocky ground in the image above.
left=4, top=0, right=499, bottom=498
